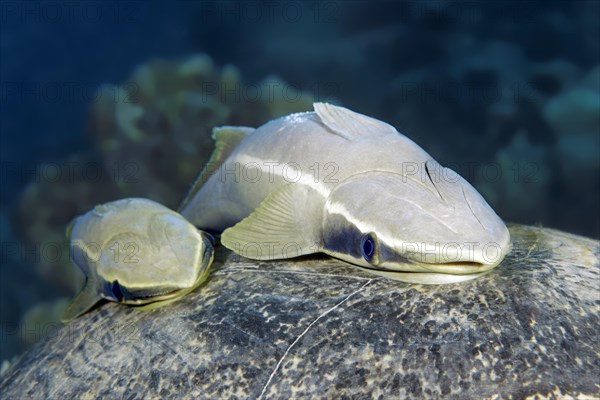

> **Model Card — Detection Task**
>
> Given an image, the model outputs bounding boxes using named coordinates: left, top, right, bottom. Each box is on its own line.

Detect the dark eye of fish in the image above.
left=361, top=234, right=376, bottom=262
left=111, top=281, right=124, bottom=301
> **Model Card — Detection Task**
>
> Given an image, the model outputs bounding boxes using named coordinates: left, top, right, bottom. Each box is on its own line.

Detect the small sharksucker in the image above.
left=62, top=198, right=214, bottom=322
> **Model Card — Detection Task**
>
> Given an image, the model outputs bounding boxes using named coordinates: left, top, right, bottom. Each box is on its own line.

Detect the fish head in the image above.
left=62, top=198, right=214, bottom=322
left=321, top=161, right=511, bottom=281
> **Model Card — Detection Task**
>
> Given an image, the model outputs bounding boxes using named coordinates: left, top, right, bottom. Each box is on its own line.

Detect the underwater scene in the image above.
left=0, top=1, right=599, bottom=398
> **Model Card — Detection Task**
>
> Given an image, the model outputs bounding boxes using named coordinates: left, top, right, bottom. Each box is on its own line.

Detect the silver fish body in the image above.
left=180, top=103, right=511, bottom=283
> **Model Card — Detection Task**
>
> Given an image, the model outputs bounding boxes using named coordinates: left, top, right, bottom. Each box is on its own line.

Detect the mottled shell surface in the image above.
left=1, top=225, right=598, bottom=399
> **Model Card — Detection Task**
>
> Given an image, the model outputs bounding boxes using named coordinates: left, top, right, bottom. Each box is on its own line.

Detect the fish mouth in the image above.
left=355, top=265, right=495, bottom=285
left=354, top=258, right=504, bottom=285
left=105, top=287, right=185, bottom=305
left=369, top=255, right=506, bottom=276
left=414, top=260, right=500, bottom=275
left=396, top=235, right=513, bottom=275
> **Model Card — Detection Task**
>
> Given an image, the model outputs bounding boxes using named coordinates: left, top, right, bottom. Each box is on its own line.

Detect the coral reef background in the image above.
left=0, top=1, right=598, bottom=361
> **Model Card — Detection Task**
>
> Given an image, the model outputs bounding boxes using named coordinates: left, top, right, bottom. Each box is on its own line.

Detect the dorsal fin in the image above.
left=313, top=102, right=398, bottom=140
left=178, top=126, right=254, bottom=212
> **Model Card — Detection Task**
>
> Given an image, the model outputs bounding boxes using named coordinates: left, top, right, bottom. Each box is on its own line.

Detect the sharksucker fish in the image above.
left=62, top=198, right=214, bottom=322
left=180, top=103, right=511, bottom=284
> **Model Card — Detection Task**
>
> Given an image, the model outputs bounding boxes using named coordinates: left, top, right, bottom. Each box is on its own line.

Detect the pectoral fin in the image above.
left=221, top=184, right=323, bottom=260
left=61, top=277, right=102, bottom=323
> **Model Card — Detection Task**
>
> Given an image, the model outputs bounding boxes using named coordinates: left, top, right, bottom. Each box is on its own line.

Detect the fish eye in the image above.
left=361, top=233, right=376, bottom=262
left=111, top=281, right=124, bottom=301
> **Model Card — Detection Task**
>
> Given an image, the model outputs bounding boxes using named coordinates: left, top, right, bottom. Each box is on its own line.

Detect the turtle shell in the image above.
left=1, top=224, right=598, bottom=398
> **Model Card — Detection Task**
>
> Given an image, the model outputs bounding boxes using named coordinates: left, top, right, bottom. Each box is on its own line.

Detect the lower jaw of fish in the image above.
left=112, top=287, right=188, bottom=306
left=120, top=266, right=213, bottom=307
left=356, top=267, right=494, bottom=285
left=414, top=260, right=501, bottom=275
left=354, top=258, right=504, bottom=285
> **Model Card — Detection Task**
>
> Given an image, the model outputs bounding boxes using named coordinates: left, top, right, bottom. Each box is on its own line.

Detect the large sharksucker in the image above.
left=183, top=103, right=511, bottom=284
